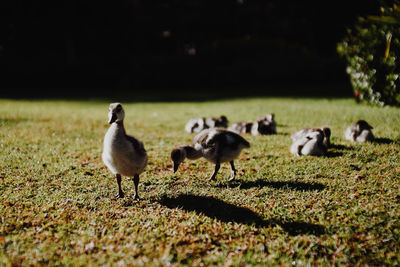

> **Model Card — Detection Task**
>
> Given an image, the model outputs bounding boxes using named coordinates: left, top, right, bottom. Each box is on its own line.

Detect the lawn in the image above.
left=0, top=97, right=399, bottom=266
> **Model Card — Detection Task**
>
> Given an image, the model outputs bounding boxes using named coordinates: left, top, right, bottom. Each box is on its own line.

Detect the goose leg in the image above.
left=208, top=162, right=220, bottom=181
left=115, top=174, right=124, bottom=198
left=133, top=174, right=140, bottom=200
left=228, top=161, right=236, bottom=181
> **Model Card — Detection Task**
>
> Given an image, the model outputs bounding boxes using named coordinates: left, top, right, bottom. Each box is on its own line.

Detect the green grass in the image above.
left=0, top=97, right=399, bottom=266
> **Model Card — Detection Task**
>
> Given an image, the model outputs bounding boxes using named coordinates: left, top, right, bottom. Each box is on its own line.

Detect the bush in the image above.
left=337, top=2, right=400, bottom=106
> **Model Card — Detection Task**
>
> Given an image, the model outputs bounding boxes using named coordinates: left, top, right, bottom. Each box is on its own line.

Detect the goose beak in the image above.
left=108, top=113, right=117, bottom=124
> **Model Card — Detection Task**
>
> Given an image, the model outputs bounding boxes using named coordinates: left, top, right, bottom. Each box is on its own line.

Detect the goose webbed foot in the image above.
left=115, top=191, right=125, bottom=199
left=206, top=163, right=220, bottom=181
left=115, top=174, right=124, bottom=199
left=133, top=174, right=140, bottom=201
left=228, top=161, right=236, bottom=181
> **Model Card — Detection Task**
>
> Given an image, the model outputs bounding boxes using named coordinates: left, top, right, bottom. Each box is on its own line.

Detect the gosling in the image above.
left=292, top=126, right=331, bottom=148
left=185, top=117, right=208, bottom=133
left=290, top=129, right=327, bottom=156
left=171, top=128, right=250, bottom=181
left=228, top=121, right=253, bottom=134
left=251, top=113, right=277, bottom=135
left=102, top=103, right=148, bottom=199
left=344, top=120, right=374, bottom=142
left=206, top=115, right=229, bottom=128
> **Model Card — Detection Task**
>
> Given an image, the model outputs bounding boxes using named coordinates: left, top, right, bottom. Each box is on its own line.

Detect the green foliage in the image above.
left=0, top=98, right=400, bottom=265
left=338, top=2, right=400, bottom=106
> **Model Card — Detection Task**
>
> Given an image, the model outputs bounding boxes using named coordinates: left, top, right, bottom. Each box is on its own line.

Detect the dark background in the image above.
left=0, top=0, right=379, bottom=98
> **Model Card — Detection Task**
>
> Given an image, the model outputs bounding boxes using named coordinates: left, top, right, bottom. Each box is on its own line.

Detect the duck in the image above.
left=228, top=121, right=253, bottom=134
left=171, top=128, right=250, bottom=181
left=290, top=129, right=327, bottom=156
left=344, top=120, right=374, bottom=142
left=251, top=113, right=276, bottom=135
left=291, top=126, right=331, bottom=148
left=185, top=117, right=208, bottom=133
left=102, top=103, right=148, bottom=199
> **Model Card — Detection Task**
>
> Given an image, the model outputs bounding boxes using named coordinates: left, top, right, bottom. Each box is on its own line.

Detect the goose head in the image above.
left=356, top=120, right=373, bottom=130
left=171, top=147, right=186, bottom=173
left=321, top=126, right=331, bottom=146
left=108, top=103, right=125, bottom=124
left=306, top=129, right=324, bottom=142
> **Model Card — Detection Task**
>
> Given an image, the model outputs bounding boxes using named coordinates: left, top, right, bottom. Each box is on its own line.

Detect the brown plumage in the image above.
left=102, top=103, right=148, bottom=199
left=171, top=128, right=250, bottom=181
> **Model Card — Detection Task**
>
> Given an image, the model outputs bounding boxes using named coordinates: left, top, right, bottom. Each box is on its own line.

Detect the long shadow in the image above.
left=374, top=137, right=394, bottom=144
left=330, top=144, right=353, bottom=151
left=158, top=194, right=325, bottom=236
left=214, top=179, right=326, bottom=191
left=325, top=151, right=343, bottom=158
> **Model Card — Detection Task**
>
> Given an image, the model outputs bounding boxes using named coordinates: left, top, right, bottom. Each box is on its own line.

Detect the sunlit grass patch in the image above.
left=0, top=97, right=399, bottom=265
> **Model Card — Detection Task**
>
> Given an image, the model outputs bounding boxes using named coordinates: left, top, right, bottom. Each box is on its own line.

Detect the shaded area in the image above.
left=159, top=194, right=325, bottom=236
left=330, top=144, right=354, bottom=151
left=0, top=83, right=353, bottom=102
left=325, top=151, right=344, bottom=158
left=374, top=138, right=395, bottom=144
left=214, top=179, right=326, bottom=191
left=1, top=0, right=379, bottom=92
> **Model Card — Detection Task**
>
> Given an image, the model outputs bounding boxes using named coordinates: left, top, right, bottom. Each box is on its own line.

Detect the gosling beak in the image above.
left=173, top=162, right=179, bottom=173
left=108, top=113, right=117, bottom=124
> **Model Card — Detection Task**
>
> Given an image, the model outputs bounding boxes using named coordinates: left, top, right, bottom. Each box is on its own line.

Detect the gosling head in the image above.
left=266, top=113, right=275, bottom=121
left=218, top=115, right=228, bottom=127
left=356, top=120, right=373, bottom=130
left=321, top=126, right=331, bottom=146
left=307, top=129, right=324, bottom=142
left=108, top=103, right=125, bottom=124
left=170, top=147, right=186, bottom=173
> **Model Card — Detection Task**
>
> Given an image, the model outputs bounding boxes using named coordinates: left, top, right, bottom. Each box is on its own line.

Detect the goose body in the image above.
left=228, top=121, right=253, bottom=134
left=291, top=126, right=331, bottom=148
left=102, top=103, right=147, bottom=199
left=251, top=113, right=276, bottom=135
left=205, top=115, right=228, bottom=128
left=344, top=120, right=374, bottom=142
left=290, top=129, right=327, bottom=156
left=171, top=128, right=250, bottom=181
left=185, top=115, right=228, bottom=133
left=185, top=117, right=207, bottom=133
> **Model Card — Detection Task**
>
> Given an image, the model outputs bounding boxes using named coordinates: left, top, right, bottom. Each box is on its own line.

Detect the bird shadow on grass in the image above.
left=158, top=194, right=325, bottom=236
left=325, top=151, right=343, bottom=158
left=330, top=144, right=353, bottom=151
left=213, top=179, right=326, bottom=191
left=374, top=137, right=394, bottom=144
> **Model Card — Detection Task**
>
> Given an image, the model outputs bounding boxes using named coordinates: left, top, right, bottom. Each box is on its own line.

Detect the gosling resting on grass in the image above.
left=185, top=115, right=228, bottom=133
left=251, top=113, right=277, bottom=135
left=290, top=128, right=327, bottom=156
left=102, top=103, right=148, bottom=199
left=185, top=117, right=207, bottom=133
left=344, top=120, right=374, bottom=143
left=291, top=126, right=331, bottom=148
left=171, top=128, right=250, bottom=181
left=228, top=121, right=254, bottom=134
